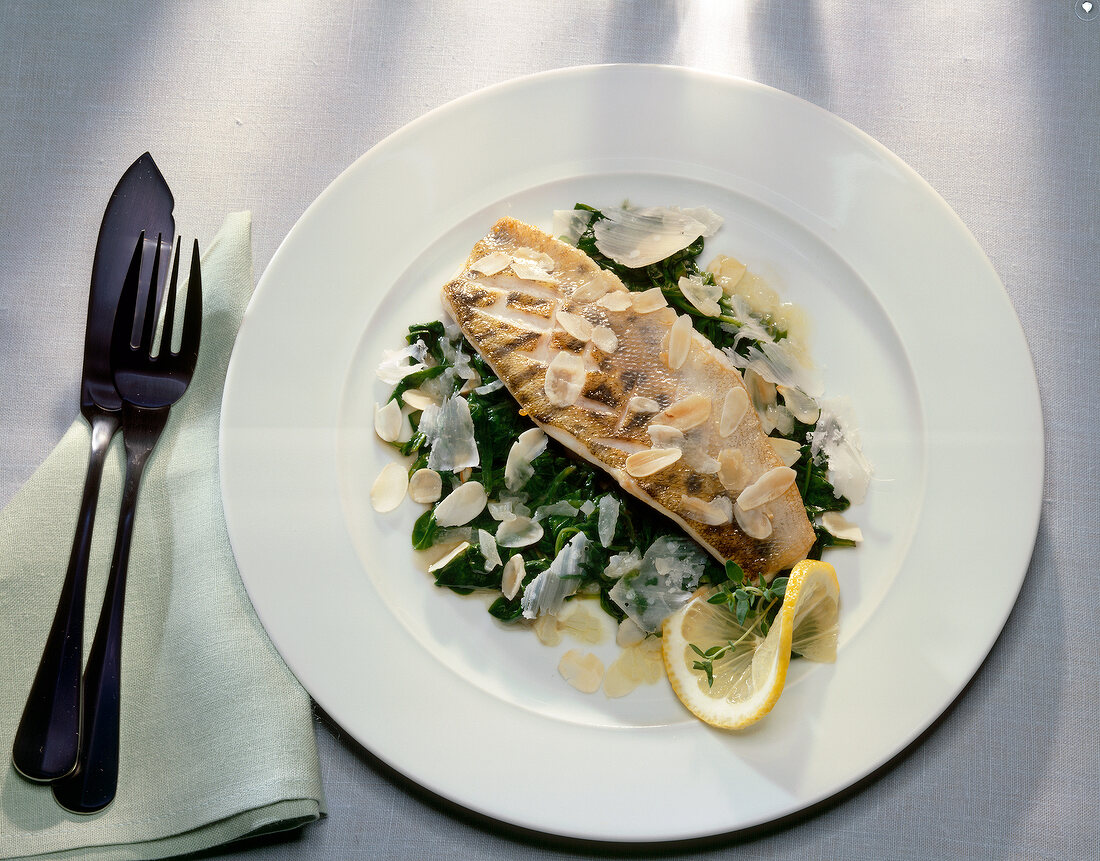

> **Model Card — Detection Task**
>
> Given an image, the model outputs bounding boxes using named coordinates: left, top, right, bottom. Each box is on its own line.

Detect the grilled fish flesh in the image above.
left=440, top=217, right=815, bottom=579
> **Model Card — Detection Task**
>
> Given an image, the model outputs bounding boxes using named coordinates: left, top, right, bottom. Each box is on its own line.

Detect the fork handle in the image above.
left=53, top=406, right=166, bottom=814
left=12, top=410, right=119, bottom=783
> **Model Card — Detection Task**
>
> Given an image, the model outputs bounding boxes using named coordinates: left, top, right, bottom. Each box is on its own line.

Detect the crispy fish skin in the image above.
left=441, top=217, right=815, bottom=578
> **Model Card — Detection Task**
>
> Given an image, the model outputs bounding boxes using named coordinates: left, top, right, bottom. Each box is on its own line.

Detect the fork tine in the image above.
left=177, top=239, right=202, bottom=365
left=161, top=241, right=181, bottom=355
left=138, top=233, right=162, bottom=355
left=112, top=233, right=145, bottom=361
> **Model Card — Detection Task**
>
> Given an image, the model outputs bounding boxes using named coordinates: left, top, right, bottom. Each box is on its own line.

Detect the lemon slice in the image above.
left=661, top=559, right=840, bottom=729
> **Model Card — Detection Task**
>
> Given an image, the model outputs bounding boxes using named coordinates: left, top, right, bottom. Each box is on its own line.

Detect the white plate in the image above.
left=220, top=65, right=1042, bottom=841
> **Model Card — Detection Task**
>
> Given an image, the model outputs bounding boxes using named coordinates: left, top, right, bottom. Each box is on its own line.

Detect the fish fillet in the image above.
left=440, top=217, right=815, bottom=578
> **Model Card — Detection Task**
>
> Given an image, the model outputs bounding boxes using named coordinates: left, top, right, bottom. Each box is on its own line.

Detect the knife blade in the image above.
left=12, top=154, right=174, bottom=782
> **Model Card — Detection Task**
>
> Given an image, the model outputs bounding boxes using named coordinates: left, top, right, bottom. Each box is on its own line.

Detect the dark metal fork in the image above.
left=53, top=233, right=201, bottom=814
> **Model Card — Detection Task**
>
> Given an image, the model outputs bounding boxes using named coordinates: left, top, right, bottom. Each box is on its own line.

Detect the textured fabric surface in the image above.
left=1, top=1, right=1097, bottom=859
left=0, top=214, right=324, bottom=859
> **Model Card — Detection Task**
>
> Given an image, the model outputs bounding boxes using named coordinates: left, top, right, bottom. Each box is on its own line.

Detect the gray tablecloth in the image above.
left=2, top=2, right=1096, bottom=859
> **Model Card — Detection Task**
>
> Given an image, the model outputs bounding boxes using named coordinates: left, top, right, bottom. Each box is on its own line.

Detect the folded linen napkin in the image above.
left=0, top=212, right=324, bottom=860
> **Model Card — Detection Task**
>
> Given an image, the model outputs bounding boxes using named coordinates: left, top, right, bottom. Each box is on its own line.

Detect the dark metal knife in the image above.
left=12, top=153, right=174, bottom=783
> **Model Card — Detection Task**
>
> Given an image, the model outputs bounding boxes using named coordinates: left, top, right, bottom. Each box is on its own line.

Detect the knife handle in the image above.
left=11, top=411, right=119, bottom=783
left=53, top=412, right=162, bottom=814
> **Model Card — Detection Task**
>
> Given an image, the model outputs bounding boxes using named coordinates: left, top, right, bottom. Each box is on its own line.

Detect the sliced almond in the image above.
left=680, top=495, right=733, bottom=526
left=717, top=448, right=749, bottom=491
left=630, top=288, right=667, bottom=313
left=615, top=617, right=646, bottom=648
left=624, top=447, right=682, bottom=478
left=408, top=468, right=443, bottom=503
left=501, top=554, right=526, bottom=600
left=737, top=466, right=797, bottom=510
left=533, top=612, right=562, bottom=646
left=556, top=310, right=593, bottom=342
left=504, top=427, right=547, bottom=490
left=374, top=399, right=403, bottom=442
left=596, top=291, right=632, bottom=312
left=646, top=423, right=684, bottom=449
left=667, top=313, right=693, bottom=370
left=660, top=393, right=712, bottom=430
left=572, top=274, right=612, bottom=304
left=434, top=480, right=488, bottom=527
left=510, top=257, right=555, bottom=283
left=744, top=368, right=777, bottom=433
left=400, top=387, right=437, bottom=411
left=719, top=388, right=750, bottom=437
left=469, top=251, right=511, bottom=275
left=678, top=274, right=723, bottom=317
left=512, top=247, right=555, bottom=270
left=496, top=515, right=544, bottom=548
left=559, top=602, right=605, bottom=644
left=821, top=511, right=864, bottom=542
left=544, top=351, right=587, bottom=407
left=777, top=384, right=820, bottom=424
left=558, top=650, right=604, bottom=694
left=734, top=502, right=772, bottom=539
left=627, top=396, right=660, bottom=413
left=590, top=325, right=618, bottom=354
left=769, top=437, right=802, bottom=467
left=370, top=462, right=408, bottom=512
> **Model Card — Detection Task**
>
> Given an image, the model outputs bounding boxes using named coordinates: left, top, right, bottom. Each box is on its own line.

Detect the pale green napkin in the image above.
left=0, top=212, right=325, bottom=860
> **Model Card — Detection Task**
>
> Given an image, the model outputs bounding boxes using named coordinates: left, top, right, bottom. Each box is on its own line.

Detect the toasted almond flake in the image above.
left=591, top=325, right=618, bottom=354
left=556, top=310, right=593, bottom=341
left=719, top=387, right=750, bottom=437
left=667, top=313, right=693, bottom=370
left=737, top=466, right=797, bottom=510
left=544, top=351, right=587, bottom=407
left=558, top=650, right=604, bottom=694
left=469, top=251, right=511, bottom=275
left=512, top=246, right=555, bottom=270
left=572, top=274, right=612, bottom=304
left=559, top=602, right=606, bottom=644
left=596, top=291, right=632, bottom=312
left=678, top=274, right=723, bottom=317
left=708, top=254, right=748, bottom=292
left=627, top=396, right=660, bottom=413
left=400, top=388, right=437, bottom=411
left=624, top=447, right=682, bottom=478
left=769, top=403, right=795, bottom=437
left=496, top=515, right=544, bottom=548
left=479, top=529, right=502, bottom=570
left=370, top=462, right=408, bottom=512
left=602, top=661, right=638, bottom=699
left=744, top=368, right=778, bottom=433
left=427, top=541, right=470, bottom=573
left=630, top=288, right=668, bottom=313
left=646, top=423, right=685, bottom=448
left=734, top=502, right=772, bottom=539
left=510, top=257, right=556, bottom=283
left=533, top=612, right=562, bottom=646
left=501, top=554, right=526, bottom=599
left=821, top=511, right=864, bottom=542
left=680, top=495, right=733, bottom=525
left=374, top=399, right=403, bottom=442
left=616, top=617, right=646, bottom=648
left=434, top=480, right=488, bottom=527
left=660, top=393, right=712, bottom=430
left=717, top=448, right=749, bottom=491
left=778, top=384, right=821, bottom=424
left=505, top=427, right=548, bottom=490
left=769, top=437, right=803, bottom=467
left=408, top=468, right=443, bottom=503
